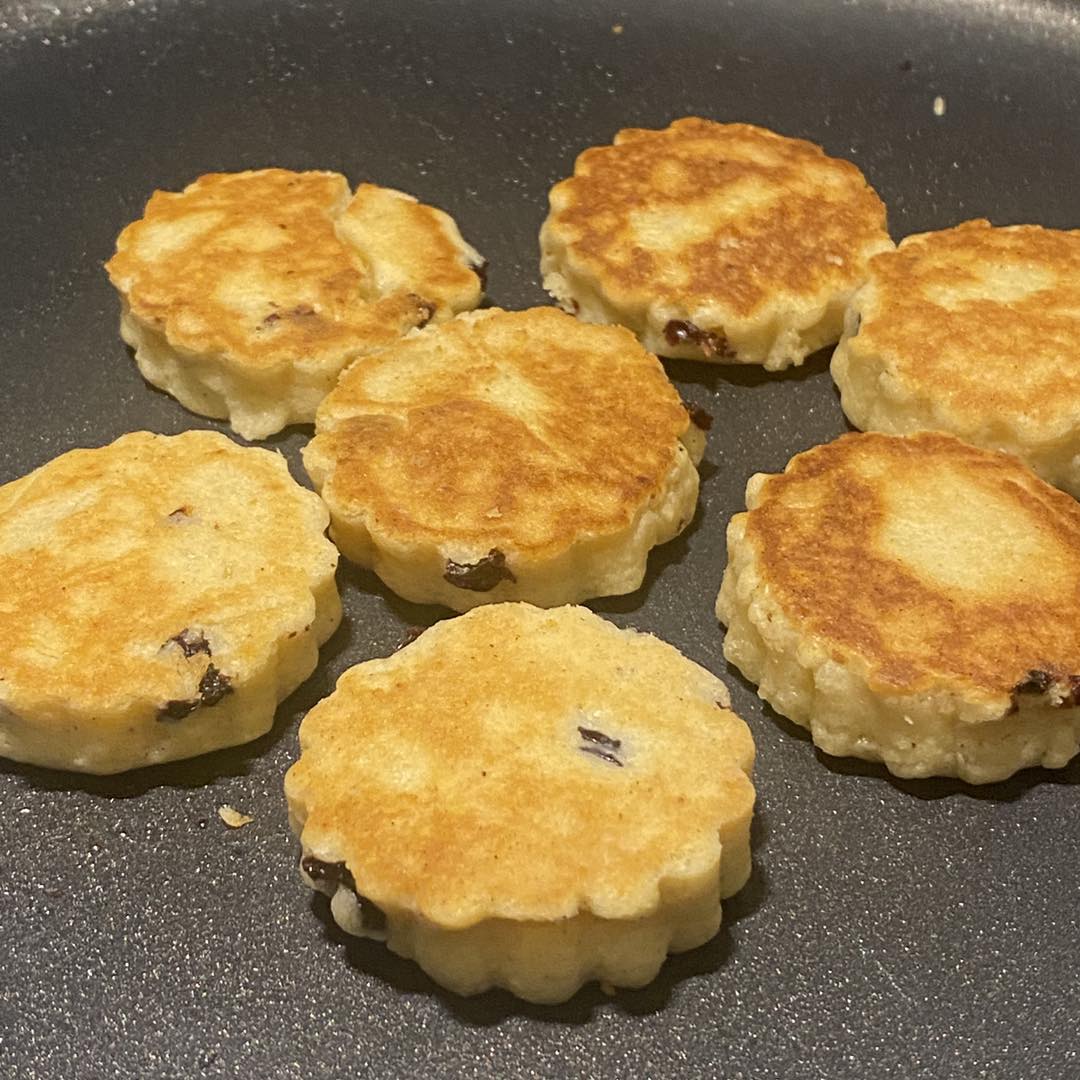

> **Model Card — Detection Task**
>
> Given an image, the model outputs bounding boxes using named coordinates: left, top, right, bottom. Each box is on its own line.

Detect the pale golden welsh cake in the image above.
left=302, top=306, right=708, bottom=612
left=106, top=169, right=485, bottom=440
left=0, top=431, right=341, bottom=774
left=831, top=219, right=1080, bottom=496
left=284, top=602, right=755, bottom=1003
left=717, top=431, right=1080, bottom=785
left=540, top=118, right=893, bottom=369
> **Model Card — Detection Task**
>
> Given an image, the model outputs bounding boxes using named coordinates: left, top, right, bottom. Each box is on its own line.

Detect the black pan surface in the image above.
left=2, top=2, right=1079, bottom=1077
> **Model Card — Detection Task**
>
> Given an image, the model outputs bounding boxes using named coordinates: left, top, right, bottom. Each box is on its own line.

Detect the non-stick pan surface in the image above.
left=2, top=1, right=1079, bottom=1077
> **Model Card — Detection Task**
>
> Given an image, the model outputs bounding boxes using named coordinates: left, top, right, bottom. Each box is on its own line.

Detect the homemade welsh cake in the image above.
left=541, top=118, right=893, bottom=369
left=832, top=219, right=1080, bottom=496
left=717, top=431, right=1080, bottom=784
left=0, top=430, right=341, bottom=773
left=106, top=169, right=485, bottom=439
left=285, top=602, right=755, bottom=1003
left=302, top=306, right=708, bottom=611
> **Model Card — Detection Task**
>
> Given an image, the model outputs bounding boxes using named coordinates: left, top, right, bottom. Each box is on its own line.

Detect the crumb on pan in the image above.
left=218, top=804, right=254, bottom=828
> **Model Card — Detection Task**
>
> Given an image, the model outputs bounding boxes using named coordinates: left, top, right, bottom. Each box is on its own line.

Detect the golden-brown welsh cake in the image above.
left=302, top=306, right=707, bottom=611
left=831, top=219, right=1080, bottom=496
left=717, top=431, right=1080, bottom=784
left=540, top=118, right=893, bottom=369
left=0, top=431, right=341, bottom=774
left=284, top=602, right=755, bottom=1003
left=106, top=170, right=485, bottom=440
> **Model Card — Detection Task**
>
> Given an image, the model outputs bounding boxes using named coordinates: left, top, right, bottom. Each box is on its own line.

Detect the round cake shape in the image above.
left=284, top=602, right=755, bottom=1003
left=831, top=219, right=1080, bottom=496
left=0, top=430, right=341, bottom=774
left=302, top=306, right=707, bottom=611
left=541, top=118, right=893, bottom=369
left=717, top=431, right=1080, bottom=784
left=106, top=169, right=485, bottom=440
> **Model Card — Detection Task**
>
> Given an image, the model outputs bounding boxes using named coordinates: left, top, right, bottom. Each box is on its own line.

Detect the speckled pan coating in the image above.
left=2, top=1, right=1079, bottom=1078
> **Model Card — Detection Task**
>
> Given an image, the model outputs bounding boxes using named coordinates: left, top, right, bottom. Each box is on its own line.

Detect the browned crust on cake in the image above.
left=742, top=431, right=1080, bottom=696
left=305, top=307, right=694, bottom=558
left=106, top=169, right=479, bottom=371
left=0, top=430, right=337, bottom=716
left=285, top=603, right=755, bottom=927
left=546, top=118, right=889, bottom=318
left=847, top=219, right=1080, bottom=432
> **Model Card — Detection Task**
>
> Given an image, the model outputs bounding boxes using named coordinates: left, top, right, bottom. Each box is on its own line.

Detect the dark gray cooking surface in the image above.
left=2, top=1, right=1079, bottom=1077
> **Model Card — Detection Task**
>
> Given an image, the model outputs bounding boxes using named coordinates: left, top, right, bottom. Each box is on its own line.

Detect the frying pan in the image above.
left=2, top=1, right=1079, bottom=1077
